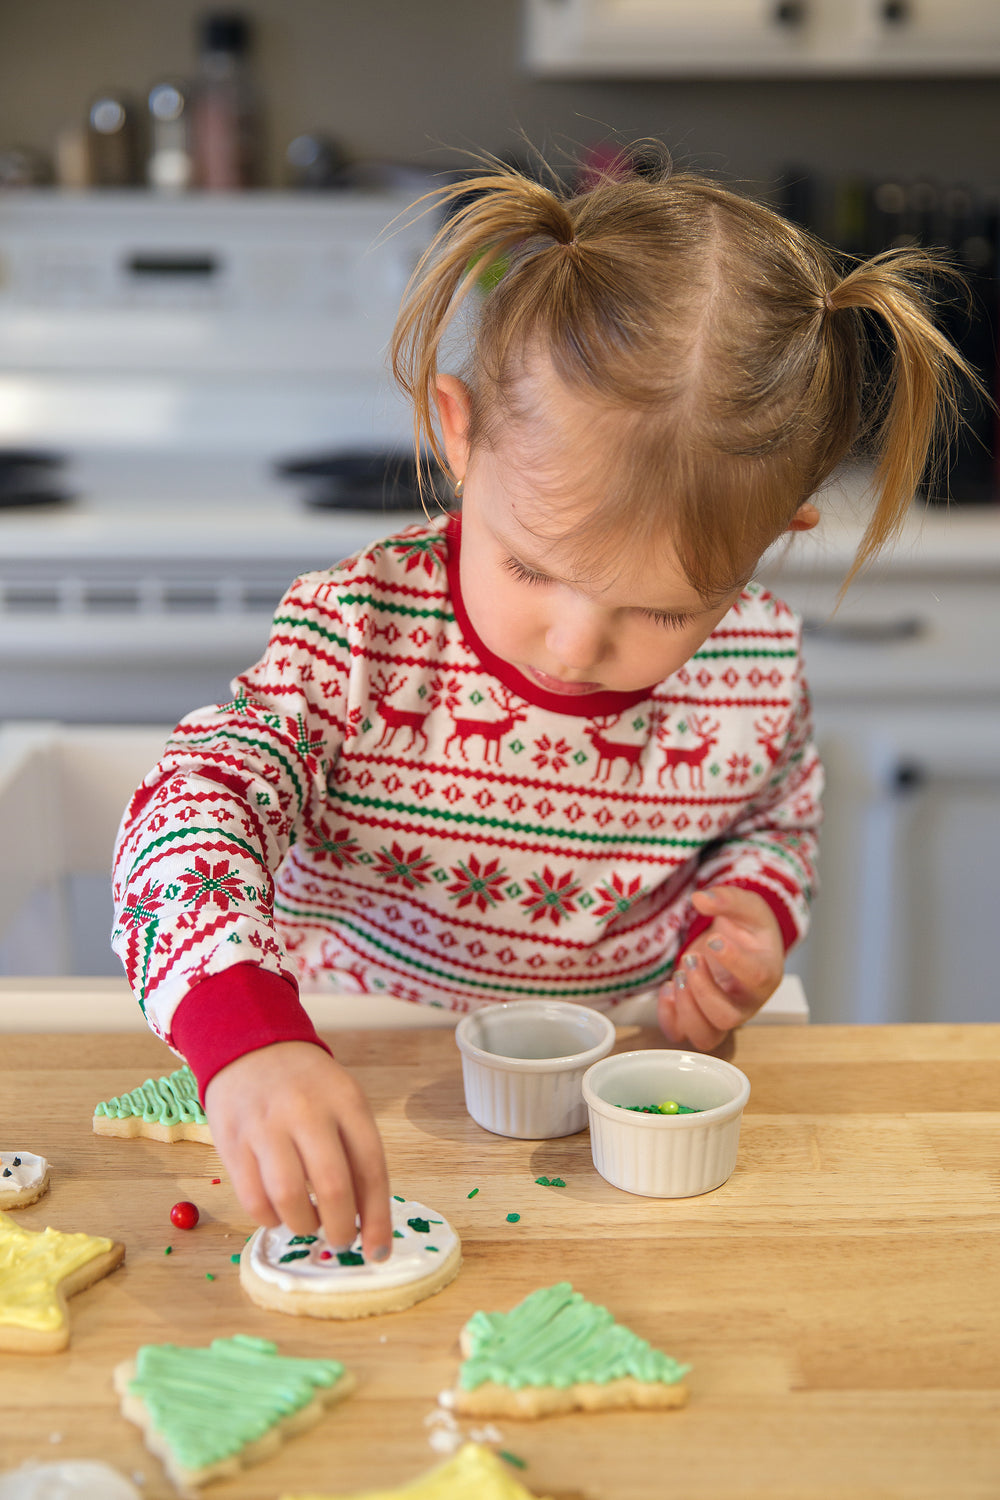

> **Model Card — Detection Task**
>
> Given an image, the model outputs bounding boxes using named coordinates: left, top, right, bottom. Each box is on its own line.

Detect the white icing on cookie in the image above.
left=0, top=1459, right=141, bottom=1499
left=0, top=1153, right=47, bottom=1195
left=245, top=1196, right=458, bottom=1295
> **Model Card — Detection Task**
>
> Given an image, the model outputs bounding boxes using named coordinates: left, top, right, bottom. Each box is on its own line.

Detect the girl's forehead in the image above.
left=496, top=479, right=703, bottom=610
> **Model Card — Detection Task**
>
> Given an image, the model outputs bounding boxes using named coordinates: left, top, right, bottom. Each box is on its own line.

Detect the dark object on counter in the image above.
left=147, top=80, right=193, bottom=193
left=191, top=11, right=261, bottom=189
left=0, top=451, right=71, bottom=509
left=275, top=450, right=447, bottom=512
left=0, top=145, right=53, bottom=188
left=285, top=133, right=352, bottom=190
left=88, top=91, right=142, bottom=187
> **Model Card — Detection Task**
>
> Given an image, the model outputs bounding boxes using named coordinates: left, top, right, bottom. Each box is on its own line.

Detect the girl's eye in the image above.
left=503, top=556, right=549, bottom=586
left=642, top=609, right=695, bottom=630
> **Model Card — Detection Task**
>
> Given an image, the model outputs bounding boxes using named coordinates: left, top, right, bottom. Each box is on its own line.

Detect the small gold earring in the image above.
left=454, top=477, right=465, bottom=499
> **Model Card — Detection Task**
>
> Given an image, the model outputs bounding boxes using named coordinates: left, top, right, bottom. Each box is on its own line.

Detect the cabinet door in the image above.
left=524, top=0, right=1000, bottom=75
left=789, top=707, right=1000, bottom=1025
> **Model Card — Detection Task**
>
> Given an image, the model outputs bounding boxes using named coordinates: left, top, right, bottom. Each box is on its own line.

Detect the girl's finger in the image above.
left=680, top=953, right=749, bottom=1035
left=255, top=1136, right=322, bottom=1241
left=295, top=1128, right=361, bottom=1252
left=671, top=967, right=729, bottom=1052
left=347, top=1129, right=393, bottom=1263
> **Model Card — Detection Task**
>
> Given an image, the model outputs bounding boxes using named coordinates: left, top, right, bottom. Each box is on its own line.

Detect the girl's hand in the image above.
left=204, top=1041, right=392, bottom=1262
left=657, top=886, right=785, bottom=1055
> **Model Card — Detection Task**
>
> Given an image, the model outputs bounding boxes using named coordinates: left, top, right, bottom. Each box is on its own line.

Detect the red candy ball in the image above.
left=169, top=1200, right=199, bottom=1230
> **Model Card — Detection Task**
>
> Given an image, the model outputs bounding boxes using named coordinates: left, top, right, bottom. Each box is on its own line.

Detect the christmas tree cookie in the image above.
left=114, top=1334, right=355, bottom=1490
left=93, top=1063, right=212, bottom=1144
left=0, top=1209, right=125, bottom=1352
left=280, top=1443, right=553, bottom=1500
left=449, top=1282, right=689, bottom=1417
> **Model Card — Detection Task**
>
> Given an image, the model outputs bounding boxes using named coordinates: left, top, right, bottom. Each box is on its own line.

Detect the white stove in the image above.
left=0, top=189, right=439, bottom=721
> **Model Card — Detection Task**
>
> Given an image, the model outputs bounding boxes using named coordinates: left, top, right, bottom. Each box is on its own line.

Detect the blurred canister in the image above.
left=88, top=91, right=141, bottom=186
left=147, top=80, right=193, bottom=192
left=191, top=11, right=261, bottom=189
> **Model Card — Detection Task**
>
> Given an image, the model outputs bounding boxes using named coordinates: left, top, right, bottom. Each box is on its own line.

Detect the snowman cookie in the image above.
left=0, top=1152, right=50, bottom=1210
left=240, top=1195, right=462, bottom=1320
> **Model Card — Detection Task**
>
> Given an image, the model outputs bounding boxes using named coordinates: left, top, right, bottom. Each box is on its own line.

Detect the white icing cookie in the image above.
left=0, top=1460, right=141, bottom=1499
left=240, top=1195, right=462, bottom=1319
left=0, top=1152, right=50, bottom=1209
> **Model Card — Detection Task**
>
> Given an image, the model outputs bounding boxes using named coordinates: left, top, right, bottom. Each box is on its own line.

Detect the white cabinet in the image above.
left=758, top=503, right=1000, bottom=1025
left=525, top=0, right=1000, bottom=76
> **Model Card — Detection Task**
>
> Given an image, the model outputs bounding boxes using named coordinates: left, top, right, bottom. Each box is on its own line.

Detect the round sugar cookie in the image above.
left=0, top=1152, right=50, bottom=1209
left=240, top=1195, right=462, bottom=1319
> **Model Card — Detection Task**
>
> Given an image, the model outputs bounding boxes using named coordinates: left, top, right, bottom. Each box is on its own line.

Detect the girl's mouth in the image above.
left=522, top=666, right=602, bottom=696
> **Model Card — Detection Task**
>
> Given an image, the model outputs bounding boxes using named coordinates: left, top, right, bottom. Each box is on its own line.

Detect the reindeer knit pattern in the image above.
left=112, top=515, right=821, bottom=1045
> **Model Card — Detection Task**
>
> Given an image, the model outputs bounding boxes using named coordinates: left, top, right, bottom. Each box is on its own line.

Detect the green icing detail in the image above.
left=459, top=1282, right=690, bottom=1393
left=94, top=1064, right=206, bottom=1127
left=407, top=1217, right=431, bottom=1233
left=337, top=1251, right=365, bottom=1267
left=278, top=1249, right=311, bottom=1264
left=128, top=1335, right=347, bottom=1471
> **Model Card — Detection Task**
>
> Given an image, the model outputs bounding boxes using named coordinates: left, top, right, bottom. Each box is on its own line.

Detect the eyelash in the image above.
left=502, top=556, right=694, bottom=630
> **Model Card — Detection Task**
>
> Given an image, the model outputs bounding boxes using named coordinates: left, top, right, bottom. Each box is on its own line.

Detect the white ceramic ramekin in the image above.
left=582, top=1049, right=751, bottom=1197
left=455, top=1000, right=617, bottom=1139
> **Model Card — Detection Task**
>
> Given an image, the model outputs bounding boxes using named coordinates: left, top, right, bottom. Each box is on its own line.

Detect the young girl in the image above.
left=112, top=157, right=972, bottom=1264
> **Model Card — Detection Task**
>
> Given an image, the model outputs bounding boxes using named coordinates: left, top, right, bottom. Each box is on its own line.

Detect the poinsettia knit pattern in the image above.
left=112, top=513, right=822, bottom=1079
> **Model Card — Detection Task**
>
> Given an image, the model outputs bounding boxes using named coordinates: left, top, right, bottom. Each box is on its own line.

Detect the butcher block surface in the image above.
left=0, top=1022, right=998, bottom=1499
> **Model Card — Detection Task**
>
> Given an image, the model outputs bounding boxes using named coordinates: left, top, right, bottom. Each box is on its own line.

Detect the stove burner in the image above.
left=0, top=450, right=73, bottom=509
left=275, top=449, right=447, bottom=512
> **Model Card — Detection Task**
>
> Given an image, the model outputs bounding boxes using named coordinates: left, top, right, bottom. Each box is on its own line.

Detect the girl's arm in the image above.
left=658, top=649, right=823, bottom=1052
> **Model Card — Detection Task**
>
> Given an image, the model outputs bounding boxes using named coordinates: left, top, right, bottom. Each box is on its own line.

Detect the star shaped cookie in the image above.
left=0, top=1209, right=125, bottom=1352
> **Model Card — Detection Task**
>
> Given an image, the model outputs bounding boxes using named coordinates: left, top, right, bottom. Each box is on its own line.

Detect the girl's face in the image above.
left=456, top=441, right=736, bottom=696
left=437, top=373, right=739, bottom=697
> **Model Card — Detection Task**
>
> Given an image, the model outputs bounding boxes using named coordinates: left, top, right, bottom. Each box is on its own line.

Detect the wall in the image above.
left=1, top=0, right=999, bottom=196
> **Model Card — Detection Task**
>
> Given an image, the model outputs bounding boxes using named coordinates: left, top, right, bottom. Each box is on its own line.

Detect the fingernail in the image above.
left=371, top=1244, right=391, bottom=1263
left=684, top=953, right=697, bottom=970
left=708, top=937, right=725, bottom=952
left=675, top=971, right=687, bottom=992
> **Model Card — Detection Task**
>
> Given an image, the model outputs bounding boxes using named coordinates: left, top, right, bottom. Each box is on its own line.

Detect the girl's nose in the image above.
left=544, top=596, right=611, bottom=673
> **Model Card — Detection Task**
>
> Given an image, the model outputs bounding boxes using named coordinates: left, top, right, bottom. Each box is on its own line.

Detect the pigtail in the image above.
left=390, top=171, right=577, bottom=500
left=825, top=249, right=984, bottom=587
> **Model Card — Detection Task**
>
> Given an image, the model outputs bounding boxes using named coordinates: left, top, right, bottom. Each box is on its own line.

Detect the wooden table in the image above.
left=1, top=1024, right=998, bottom=1500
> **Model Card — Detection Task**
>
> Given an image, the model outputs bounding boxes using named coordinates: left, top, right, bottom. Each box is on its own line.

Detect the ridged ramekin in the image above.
left=455, top=1000, right=617, bottom=1139
left=582, top=1049, right=751, bottom=1197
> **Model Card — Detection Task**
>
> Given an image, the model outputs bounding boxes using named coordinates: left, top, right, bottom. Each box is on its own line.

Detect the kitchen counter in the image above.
left=1, top=1022, right=998, bottom=1499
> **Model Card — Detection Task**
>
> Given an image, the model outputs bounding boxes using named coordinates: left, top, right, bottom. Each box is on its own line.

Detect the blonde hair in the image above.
left=390, top=157, right=979, bottom=600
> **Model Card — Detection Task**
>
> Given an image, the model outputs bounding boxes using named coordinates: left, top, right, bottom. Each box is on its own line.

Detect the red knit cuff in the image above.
left=676, top=879, right=799, bottom=964
left=169, top=963, right=332, bottom=1102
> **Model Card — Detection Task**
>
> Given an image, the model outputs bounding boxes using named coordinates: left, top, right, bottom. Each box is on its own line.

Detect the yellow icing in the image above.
left=280, top=1443, right=551, bottom=1500
left=0, top=1210, right=115, bottom=1332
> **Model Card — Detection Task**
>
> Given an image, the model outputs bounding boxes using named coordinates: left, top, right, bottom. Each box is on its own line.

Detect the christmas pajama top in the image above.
left=112, top=513, right=822, bottom=1095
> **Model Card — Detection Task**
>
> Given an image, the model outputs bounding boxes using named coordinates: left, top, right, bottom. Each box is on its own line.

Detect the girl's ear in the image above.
left=787, top=500, right=820, bottom=533
left=435, top=375, right=473, bottom=481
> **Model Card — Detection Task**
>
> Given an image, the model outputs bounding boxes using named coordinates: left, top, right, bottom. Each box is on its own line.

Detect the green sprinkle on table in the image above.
left=230, top=1254, right=240, bottom=1264
left=506, top=1212, right=520, bottom=1223
left=164, top=1246, right=172, bottom=1255
left=500, top=1450, right=527, bottom=1469
left=536, top=1176, right=567, bottom=1187
left=467, top=1187, right=479, bottom=1198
